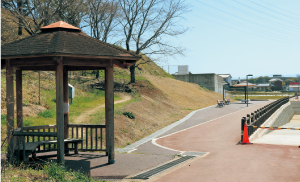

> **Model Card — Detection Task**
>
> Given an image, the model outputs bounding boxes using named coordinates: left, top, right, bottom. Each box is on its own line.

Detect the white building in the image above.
left=218, top=74, right=232, bottom=86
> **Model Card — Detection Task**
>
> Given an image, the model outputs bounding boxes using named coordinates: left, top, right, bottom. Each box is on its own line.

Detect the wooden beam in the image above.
left=63, top=57, right=110, bottom=67
left=13, top=132, right=57, bottom=137
left=17, top=66, right=56, bottom=71
left=66, top=66, right=106, bottom=71
left=63, top=66, right=69, bottom=139
left=113, top=60, right=129, bottom=69
left=105, top=59, right=115, bottom=164
left=16, top=70, right=23, bottom=163
left=56, top=57, right=64, bottom=164
left=10, top=57, right=57, bottom=67
left=6, top=59, right=15, bottom=164
left=68, top=124, right=106, bottom=128
left=23, top=125, right=56, bottom=130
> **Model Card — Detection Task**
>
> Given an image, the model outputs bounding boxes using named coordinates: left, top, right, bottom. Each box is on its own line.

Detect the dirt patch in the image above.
left=73, top=93, right=132, bottom=124
left=1, top=104, right=47, bottom=118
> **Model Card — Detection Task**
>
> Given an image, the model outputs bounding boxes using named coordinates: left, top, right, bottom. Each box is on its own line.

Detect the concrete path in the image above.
left=154, top=102, right=300, bottom=182
left=252, top=115, right=300, bottom=146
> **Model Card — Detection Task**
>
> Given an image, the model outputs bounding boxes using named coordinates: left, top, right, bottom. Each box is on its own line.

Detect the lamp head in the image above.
left=247, top=74, right=253, bottom=76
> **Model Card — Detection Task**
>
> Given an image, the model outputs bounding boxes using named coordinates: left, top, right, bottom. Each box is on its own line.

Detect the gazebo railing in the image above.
left=68, top=124, right=106, bottom=151
left=22, top=124, right=106, bottom=153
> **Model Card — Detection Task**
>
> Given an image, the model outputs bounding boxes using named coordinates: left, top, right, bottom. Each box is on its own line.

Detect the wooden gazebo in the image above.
left=1, top=21, right=140, bottom=164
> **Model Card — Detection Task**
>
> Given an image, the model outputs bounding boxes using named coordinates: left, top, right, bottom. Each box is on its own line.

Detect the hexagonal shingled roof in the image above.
left=1, top=21, right=140, bottom=61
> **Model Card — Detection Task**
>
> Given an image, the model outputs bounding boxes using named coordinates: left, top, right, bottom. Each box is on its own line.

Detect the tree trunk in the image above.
left=130, top=64, right=136, bottom=83
left=96, top=70, right=99, bottom=79
left=18, top=0, right=23, bottom=36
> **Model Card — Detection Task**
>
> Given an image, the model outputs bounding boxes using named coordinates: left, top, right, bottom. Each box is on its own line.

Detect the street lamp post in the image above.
left=246, top=74, right=253, bottom=107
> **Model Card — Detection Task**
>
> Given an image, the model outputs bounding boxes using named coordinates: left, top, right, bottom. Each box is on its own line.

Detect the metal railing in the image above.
left=240, top=96, right=290, bottom=142
left=22, top=124, right=106, bottom=153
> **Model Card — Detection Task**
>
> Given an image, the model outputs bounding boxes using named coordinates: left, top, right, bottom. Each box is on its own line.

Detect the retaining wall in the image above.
left=249, top=102, right=294, bottom=141
left=290, top=101, right=300, bottom=114
left=173, top=73, right=223, bottom=94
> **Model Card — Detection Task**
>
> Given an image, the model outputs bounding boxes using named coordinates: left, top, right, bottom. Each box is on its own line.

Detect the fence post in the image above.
left=247, top=114, right=250, bottom=125
left=250, top=113, right=254, bottom=135
left=241, top=117, right=246, bottom=142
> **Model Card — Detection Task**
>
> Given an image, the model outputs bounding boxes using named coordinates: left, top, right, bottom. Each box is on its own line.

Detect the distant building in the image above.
left=255, top=83, right=270, bottom=91
left=173, top=73, right=223, bottom=94
left=269, top=78, right=283, bottom=91
left=218, top=74, right=232, bottom=86
left=289, top=82, right=300, bottom=91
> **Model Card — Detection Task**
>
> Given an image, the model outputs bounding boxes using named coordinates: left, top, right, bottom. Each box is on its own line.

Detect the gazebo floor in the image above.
left=2, top=151, right=174, bottom=180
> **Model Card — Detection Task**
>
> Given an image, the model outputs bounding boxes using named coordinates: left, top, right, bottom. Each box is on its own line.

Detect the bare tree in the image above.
left=2, top=0, right=77, bottom=35
left=85, top=0, right=119, bottom=78
left=87, top=0, right=119, bottom=42
left=118, top=0, right=189, bottom=83
left=57, top=0, right=87, bottom=27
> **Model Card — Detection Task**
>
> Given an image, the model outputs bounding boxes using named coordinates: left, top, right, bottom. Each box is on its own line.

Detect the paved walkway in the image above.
left=154, top=102, right=300, bottom=182
left=7, top=100, right=293, bottom=181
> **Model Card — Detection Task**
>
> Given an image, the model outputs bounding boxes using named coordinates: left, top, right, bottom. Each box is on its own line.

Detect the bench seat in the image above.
left=14, top=139, right=83, bottom=161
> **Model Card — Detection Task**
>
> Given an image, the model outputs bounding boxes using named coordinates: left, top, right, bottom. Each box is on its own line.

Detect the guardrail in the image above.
left=22, top=124, right=106, bottom=153
left=240, top=96, right=290, bottom=143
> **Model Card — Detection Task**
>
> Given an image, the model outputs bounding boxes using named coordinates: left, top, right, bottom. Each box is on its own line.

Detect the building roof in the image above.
left=256, top=83, right=270, bottom=87
left=218, top=74, right=232, bottom=78
left=40, top=21, right=81, bottom=31
left=269, top=78, right=283, bottom=82
left=1, top=21, right=140, bottom=60
left=232, top=82, right=256, bottom=87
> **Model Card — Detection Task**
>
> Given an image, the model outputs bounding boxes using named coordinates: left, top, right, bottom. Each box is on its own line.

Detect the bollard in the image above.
left=241, top=117, right=246, bottom=142
left=250, top=113, right=254, bottom=135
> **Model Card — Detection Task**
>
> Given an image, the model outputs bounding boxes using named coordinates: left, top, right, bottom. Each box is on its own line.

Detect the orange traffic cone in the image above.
left=241, top=123, right=252, bottom=144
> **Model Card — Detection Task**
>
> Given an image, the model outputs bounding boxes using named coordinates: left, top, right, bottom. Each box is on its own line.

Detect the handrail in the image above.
left=13, top=131, right=57, bottom=137
left=23, top=125, right=56, bottom=130
left=68, top=124, right=105, bottom=128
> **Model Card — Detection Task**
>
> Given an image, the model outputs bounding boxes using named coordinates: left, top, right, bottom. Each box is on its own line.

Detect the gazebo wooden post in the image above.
left=63, top=66, right=69, bottom=154
left=105, top=59, right=115, bottom=164
left=6, top=59, right=15, bottom=164
left=105, top=69, right=108, bottom=156
left=56, top=57, right=65, bottom=164
left=16, top=70, right=23, bottom=163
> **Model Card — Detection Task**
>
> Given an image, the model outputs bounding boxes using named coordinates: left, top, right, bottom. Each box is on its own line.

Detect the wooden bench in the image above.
left=15, top=139, right=83, bottom=161
left=217, top=100, right=224, bottom=107
left=224, top=99, right=230, bottom=105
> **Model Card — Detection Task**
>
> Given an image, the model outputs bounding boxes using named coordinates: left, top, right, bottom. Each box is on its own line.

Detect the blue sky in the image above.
left=160, top=0, right=300, bottom=79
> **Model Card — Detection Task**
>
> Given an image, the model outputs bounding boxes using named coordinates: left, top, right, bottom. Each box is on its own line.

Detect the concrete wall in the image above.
left=250, top=102, right=295, bottom=141
left=214, top=74, right=223, bottom=94
left=173, top=73, right=223, bottom=94
left=173, top=74, right=190, bottom=82
left=291, top=101, right=300, bottom=114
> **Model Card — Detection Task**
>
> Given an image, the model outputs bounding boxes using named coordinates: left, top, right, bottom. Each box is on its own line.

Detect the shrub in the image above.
left=38, top=110, right=55, bottom=118
left=123, top=112, right=135, bottom=119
